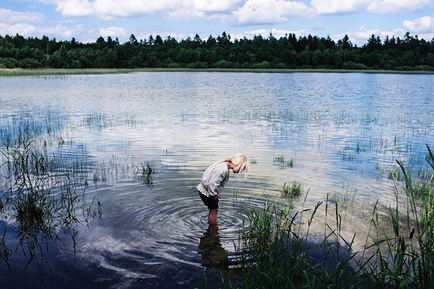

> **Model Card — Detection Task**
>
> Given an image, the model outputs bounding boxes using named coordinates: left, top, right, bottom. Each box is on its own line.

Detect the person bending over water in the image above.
left=197, top=155, right=250, bottom=225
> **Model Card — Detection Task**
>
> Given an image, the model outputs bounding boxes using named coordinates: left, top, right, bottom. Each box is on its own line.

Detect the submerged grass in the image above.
left=222, top=145, right=434, bottom=288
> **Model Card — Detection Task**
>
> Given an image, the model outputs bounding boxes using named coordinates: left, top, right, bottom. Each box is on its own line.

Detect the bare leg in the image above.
left=208, top=209, right=218, bottom=225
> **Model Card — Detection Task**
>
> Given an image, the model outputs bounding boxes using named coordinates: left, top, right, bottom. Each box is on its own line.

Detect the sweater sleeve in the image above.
left=207, top=168, right=228, bottom=196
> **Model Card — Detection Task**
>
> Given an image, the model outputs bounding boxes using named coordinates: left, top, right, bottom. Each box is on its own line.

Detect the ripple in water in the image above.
left=75, top=177, right=266, bottom=285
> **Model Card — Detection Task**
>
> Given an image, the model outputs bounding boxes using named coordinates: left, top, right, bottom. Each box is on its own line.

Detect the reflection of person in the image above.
left=198, top=225, right=228, bottom=270
left=197, top=155, right=249, bottom=225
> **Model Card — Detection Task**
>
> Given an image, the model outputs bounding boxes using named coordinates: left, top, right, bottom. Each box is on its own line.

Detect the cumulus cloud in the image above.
left=403, top=15, right=434, bottom=33
left=367, top=0, right=434, bottom=14
left=330, top=26, right=407, bottom=46
left=99, top=26, right=129, bottom=38
left=46, top=0, right=315, bottom=24
left=48, top=0, right=179, bottom=17
left=46, top=0, right=242, bottom=19
left=228, top=0, right=314, bottom=25
left=0, top=21, right=97, bottom=42
left=311, top=0, right=371, bottom=15
left=0, top=8, right=45, bottom=23
left=311, top=0, right=434, bottom=15
left=31, top=1, right=434, bottom=26
left=165, top=8, right=205, bottom=21
left=192, top=0, right=245, bottom=13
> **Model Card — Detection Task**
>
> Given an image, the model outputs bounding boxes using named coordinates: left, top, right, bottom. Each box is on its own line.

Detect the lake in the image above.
left=1, top=72, right=433, bottom=288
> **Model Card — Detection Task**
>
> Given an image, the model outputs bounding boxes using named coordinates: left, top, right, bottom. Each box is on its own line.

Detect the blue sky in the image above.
left=1, top=0, right=434, bottom=46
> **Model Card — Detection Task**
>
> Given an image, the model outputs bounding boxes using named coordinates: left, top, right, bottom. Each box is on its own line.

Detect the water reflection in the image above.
left=198, top=225, right=228, bottom=270
left=0, top=72, right=433, bottom=288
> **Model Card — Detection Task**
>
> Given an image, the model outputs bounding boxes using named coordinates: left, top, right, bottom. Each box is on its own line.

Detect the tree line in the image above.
left=1, top=31, right=434, bottom=71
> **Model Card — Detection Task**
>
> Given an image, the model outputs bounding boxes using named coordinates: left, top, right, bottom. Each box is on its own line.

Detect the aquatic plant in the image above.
left=388, top=166, right=402, bottom=180
left=281, top=181, right=302, bottom=198
left=273, top=155, right=294, bottom=167
left=134, top=162, right=156, bottom=185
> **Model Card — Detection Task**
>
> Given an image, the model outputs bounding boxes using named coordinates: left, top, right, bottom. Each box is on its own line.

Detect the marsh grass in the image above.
left=223, top=145, right=434, bottom=288
left=273, top=155, right=294, bottom=167
left=281, top=181, right=302, bottom=198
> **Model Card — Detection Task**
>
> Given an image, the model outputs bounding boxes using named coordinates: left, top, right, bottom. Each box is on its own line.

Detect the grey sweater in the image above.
left=197, top=162, right=229, bottom=197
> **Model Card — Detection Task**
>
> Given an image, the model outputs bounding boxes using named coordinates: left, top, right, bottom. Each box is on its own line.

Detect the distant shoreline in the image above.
left=1, top=67, right=434, bottom=77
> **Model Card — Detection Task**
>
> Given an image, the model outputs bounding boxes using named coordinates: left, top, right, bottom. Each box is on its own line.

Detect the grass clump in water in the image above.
left=281, top=181, right=302, bottom=198
left=273, top=155, right=294, bottom=167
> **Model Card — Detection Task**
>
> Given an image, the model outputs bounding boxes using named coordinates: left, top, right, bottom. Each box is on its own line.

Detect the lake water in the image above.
left=0, top=72, right=433, bottom=288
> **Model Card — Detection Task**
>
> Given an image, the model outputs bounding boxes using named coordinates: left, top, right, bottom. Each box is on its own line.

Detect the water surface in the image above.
left=1, top=72, right=433, bottom=288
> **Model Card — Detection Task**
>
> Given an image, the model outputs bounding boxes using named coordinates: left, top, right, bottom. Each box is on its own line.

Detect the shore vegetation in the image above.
left=1, top=32, right=434, bottom=73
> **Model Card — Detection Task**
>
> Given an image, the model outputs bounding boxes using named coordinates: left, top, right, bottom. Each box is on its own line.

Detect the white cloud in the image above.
left=368, top=0, right=434, bottom=14
left=192, top=0, right=245, bottom=12
left=48, top=0, right=179, bottom=17
left=331, top=26, right=407, bottom=46
left=28, top=0, right=434, bottom=29
left=0, top=22, right=96, bottom=42
left=0, top=8, right=45, bottom=23
left=311, top=0, right=370, bottom=15
left=55, top=0, right=94, bottom=17
left=166, top=8, right=205, bottom=21
left=403, top=15, right=434, bottom=33
left=48, top=0, right=235, bottom=19
left=46, top=0, right=317, bottom=24
left=311, top=0, right=434, bottom=15
left=229, top=0, right=314, bottom=25
left=99, top=26, right=129, bottom=38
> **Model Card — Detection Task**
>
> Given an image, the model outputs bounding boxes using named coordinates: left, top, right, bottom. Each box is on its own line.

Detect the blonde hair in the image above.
left=211, top=154, right=250, bottom=176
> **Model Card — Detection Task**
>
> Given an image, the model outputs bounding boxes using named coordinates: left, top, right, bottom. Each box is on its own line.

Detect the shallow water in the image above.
left=1, top=72, right=433, bottom=287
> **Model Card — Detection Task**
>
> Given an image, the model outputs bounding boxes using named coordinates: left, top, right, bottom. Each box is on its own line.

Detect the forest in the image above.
left=1, top=31, right=434, bottom=71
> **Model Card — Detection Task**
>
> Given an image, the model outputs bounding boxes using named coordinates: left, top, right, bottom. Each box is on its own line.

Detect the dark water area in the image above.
left=1, top=72, right=433, bottom=288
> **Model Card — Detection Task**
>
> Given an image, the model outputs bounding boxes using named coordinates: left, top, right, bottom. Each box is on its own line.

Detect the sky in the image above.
left=1, top=0, right=434, bottom=46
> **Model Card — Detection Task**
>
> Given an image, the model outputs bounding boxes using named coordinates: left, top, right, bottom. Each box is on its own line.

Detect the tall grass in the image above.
left=223, top=145, right=434, bottom=288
